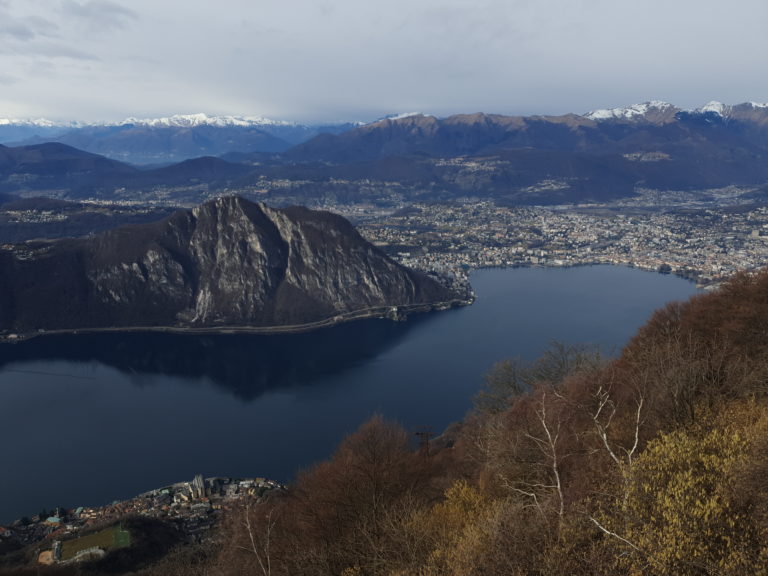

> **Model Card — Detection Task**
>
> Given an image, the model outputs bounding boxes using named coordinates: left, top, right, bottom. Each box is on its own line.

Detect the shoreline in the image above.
left=0, top=298, right=473, bottom=344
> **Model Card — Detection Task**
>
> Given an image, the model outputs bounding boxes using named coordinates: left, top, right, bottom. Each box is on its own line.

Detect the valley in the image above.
left=2, top=101, right=768, bottom=574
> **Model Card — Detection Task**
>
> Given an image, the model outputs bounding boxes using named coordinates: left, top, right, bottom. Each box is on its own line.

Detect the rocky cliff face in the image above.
left=0, top=196, right=462, bottom=334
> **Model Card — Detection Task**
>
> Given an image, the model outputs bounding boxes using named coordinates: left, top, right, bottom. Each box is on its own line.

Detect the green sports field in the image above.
left=60, top=524, right=131, bottom=562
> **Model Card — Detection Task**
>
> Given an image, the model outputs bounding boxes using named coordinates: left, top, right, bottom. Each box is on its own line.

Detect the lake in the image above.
left=0, top=266, right=700, bottom=523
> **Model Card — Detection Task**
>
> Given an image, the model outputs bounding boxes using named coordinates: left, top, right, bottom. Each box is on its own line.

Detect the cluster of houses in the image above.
left=0, top=475, right=283, bottom=565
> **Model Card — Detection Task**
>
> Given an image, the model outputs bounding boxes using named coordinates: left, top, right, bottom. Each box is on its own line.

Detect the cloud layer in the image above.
left=1, top=0, right=767, bottom=122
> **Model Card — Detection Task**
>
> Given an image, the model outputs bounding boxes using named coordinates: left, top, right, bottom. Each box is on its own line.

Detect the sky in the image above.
left=0, top=0, right=767, bottom=123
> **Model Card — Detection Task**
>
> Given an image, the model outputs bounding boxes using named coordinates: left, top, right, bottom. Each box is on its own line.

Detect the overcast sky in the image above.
left=1, top=0, right=767, bottom=123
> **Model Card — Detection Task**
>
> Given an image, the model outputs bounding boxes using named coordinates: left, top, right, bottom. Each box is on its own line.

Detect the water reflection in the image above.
left=0, top=316, right=431, bottom=400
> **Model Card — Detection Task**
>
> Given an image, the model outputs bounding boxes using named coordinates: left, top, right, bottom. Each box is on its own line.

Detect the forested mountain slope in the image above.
left=204, top=270, right=768, bottom=576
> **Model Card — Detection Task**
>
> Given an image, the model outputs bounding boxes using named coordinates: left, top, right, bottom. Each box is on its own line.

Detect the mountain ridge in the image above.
left=5, top=100, right=767, bottom=129
left=3, top=100, right=768, bottom=205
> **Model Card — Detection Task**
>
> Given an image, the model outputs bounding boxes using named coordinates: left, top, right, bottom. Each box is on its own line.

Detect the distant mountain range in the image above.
left=285, top=101, right=768, bottom=162
left=1, top=101, right=768, bottom=205
left=0, top=196, right=462, bottom=337
left=0, top=114, right=359, bottom=164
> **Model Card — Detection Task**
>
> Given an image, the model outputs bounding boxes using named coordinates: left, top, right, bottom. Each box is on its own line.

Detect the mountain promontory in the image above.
left=0, top=196, right=466, bottom=337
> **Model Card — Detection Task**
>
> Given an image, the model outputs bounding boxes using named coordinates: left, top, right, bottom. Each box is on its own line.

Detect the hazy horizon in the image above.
left=0, top=0, right=766, bottom=123
left=1, top=98, right=765, bottom=126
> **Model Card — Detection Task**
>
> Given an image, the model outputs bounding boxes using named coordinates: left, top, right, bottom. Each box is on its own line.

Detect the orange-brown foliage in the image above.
left=207, top=271, right=768, bottom=576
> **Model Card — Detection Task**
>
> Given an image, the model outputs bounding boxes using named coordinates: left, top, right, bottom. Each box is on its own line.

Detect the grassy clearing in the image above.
left=60, top=524, right=131, bottom=561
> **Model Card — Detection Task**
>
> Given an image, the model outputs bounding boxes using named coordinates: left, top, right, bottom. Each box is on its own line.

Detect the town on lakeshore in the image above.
left=350, top=191, right=768, bottom=288
left=0, top=475, right=283, bottom=566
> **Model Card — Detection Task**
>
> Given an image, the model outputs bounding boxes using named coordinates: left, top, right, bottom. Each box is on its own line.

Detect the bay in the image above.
left=0, top=266, right=700, bottom=523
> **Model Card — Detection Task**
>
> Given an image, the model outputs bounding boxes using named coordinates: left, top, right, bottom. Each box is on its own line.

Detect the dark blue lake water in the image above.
left=0, top=266, right=700, bottom=523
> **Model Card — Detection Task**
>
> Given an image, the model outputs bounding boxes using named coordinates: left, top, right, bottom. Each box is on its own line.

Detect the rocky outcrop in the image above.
left=0, top=196, right=463, bottom=335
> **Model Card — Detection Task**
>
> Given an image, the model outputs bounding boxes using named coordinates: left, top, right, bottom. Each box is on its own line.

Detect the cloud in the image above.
left=0, top=8, right=58, bottom=42
left=0, top=14, right=98, bottom=62
left=1, top=0, right=767, bottom=122
left=0, top=22, right=35, bottom=40
left=61, top=0, right=138, bottom=31
left=28, top=41, right=100, bottom=61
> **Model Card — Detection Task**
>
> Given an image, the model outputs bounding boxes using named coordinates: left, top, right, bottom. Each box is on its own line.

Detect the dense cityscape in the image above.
left=354, top=196, right=768, bottom=287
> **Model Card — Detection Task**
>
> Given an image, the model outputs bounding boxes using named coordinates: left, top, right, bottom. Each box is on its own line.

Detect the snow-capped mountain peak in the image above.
left=0, top=114, right=296, bottom=129
left=695, top=101, right=730, bottom=116
left=584, top=101, right=676, bottom=121
left=0, top=117, right=77, bottom=128
left=384, top=112, right=431, bottom=121
left=117, top=113, right=295, bottom=128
